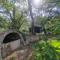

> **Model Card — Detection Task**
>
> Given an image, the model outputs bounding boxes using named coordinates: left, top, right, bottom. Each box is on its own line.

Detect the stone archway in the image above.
left=0, top=30, right=26, bottom=59
left=1, top=32, right=21, bottom=58
left=3, top=32, right=21, bottom=44
left=0, top=30, right=26, bottom=60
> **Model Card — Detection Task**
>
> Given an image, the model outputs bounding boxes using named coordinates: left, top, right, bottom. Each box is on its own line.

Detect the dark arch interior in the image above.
left=3, top=32, right=21, bottom=44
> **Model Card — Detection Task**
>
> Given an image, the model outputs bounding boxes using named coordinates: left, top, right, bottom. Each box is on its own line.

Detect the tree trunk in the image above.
left=28, top=0, right=35, bottom=35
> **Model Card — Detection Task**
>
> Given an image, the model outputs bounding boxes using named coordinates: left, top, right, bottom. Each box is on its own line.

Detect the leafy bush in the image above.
left=49, top=40, right=60, bottom=52
left=32, top=40, right=60, bottom=60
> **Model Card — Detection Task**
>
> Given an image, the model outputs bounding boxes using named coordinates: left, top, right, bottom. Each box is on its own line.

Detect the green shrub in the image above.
left=32, top=40, right=60, bottom=60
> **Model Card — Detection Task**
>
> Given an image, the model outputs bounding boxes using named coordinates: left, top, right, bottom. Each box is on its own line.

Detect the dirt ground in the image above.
left=3, top=45, right=34, bottom=60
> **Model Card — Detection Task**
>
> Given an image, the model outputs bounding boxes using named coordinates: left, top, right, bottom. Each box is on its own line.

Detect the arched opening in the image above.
left=1, top=32, right=21, bottom=58
left=3, top=32, right=21, bottom=44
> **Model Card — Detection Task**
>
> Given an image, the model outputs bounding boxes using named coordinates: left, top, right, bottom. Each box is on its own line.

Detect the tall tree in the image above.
left=0, top=0, right=28, bottom=32
left=28, top=0, right=35, bottom=35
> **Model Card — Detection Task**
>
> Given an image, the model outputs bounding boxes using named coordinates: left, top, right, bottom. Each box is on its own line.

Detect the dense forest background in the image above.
left=0, top=0, right=60, bottom=60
